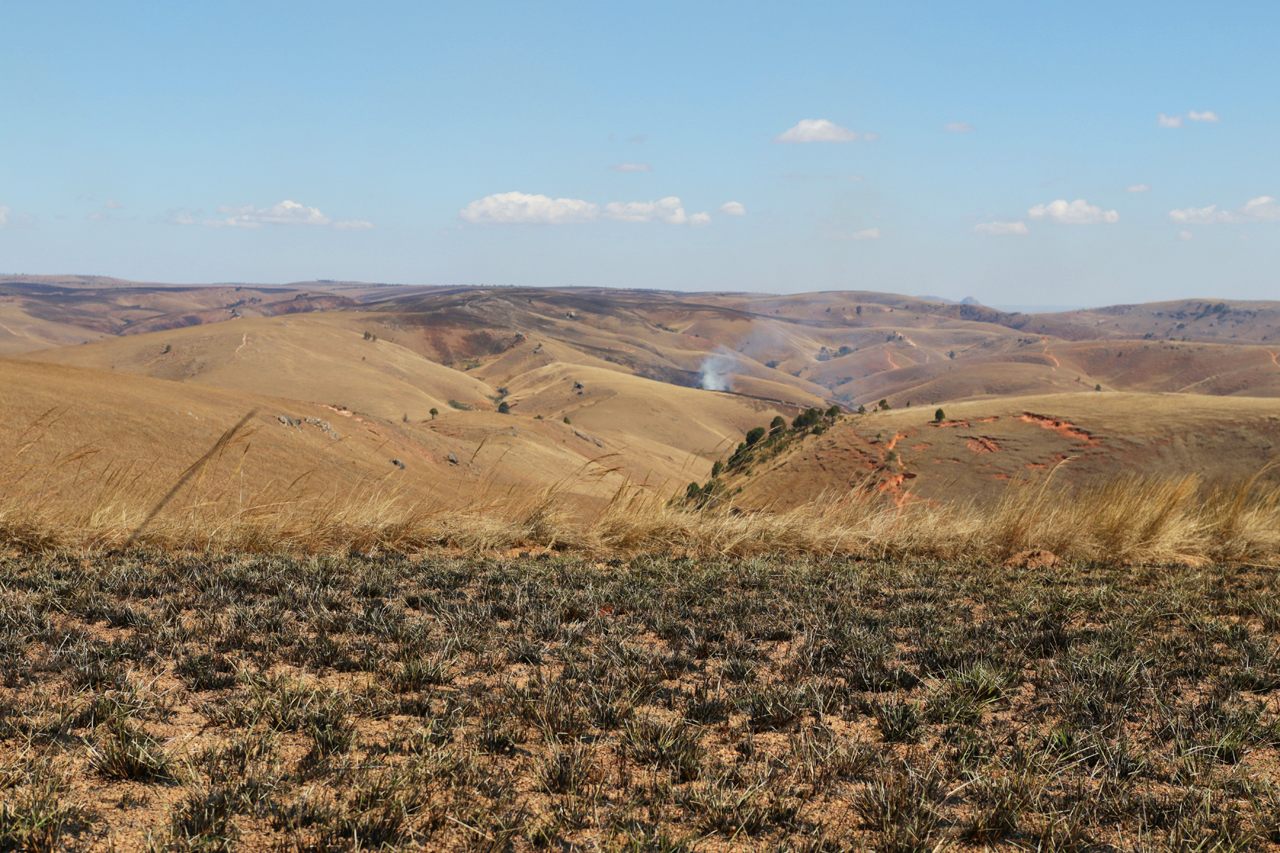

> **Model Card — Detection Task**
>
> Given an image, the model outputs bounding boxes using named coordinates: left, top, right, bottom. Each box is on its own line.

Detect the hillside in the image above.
left=10, top=279, right=1280, bottom=525
left=709, top=392, right=1280, bottom=508
left=11, top=279, right=1280, bottom=412
left=0, top=353, right=787, bottom=535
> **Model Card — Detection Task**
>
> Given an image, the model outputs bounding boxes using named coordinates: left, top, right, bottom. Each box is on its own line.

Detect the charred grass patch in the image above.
left=2, top=552, right=1280, bottom=848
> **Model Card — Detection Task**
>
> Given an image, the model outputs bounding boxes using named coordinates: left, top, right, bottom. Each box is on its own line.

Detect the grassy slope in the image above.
left=0, top=356, right=788, bottom=540
left=724, top=392, right=1280, bottom=507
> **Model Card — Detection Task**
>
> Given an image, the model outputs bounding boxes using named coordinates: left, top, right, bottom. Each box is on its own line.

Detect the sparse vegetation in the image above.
left=3, top=547, right=1280, bottom=848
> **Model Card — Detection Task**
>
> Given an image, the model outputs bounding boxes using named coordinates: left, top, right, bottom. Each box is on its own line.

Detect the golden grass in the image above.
left=3, top=441, right=1279, bottom=565
left=3, top=396, right=1277, bottom=563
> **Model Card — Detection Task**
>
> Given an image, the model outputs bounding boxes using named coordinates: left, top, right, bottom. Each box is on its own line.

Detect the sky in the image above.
left=1, top=1, right=1278, bottom=305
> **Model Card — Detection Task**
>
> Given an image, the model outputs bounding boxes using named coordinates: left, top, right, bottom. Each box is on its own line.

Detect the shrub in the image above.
left=935, top=408, right=945, bottom=423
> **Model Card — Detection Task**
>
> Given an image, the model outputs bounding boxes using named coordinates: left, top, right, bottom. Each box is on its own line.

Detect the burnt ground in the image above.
left=3, top=551, right=1280, bottom=850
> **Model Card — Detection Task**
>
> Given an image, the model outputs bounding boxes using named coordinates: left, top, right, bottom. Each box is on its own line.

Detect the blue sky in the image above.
left=2, top=1, right=1277, bottom=305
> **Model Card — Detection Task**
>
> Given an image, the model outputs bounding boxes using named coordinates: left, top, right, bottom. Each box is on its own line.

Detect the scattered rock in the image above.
left=447, top=452, right=459, bottom=465
left=276, top=415, right=301, bottom=427
left=391, top=458, right=406, bottom=470
left=573, top=430, right=604, bottom=448
left=304, top=417, right=340, bottom=439
left=1004, top=549, right=1059, bottom=570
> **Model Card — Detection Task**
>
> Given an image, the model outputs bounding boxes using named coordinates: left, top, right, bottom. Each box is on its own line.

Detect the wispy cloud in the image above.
left=775, top=118, right=868, bottom=143
left=0, top=205, right=9, bottom=228
left=1159, top=110, right=1220, bottom=128
left=460, top=191, right=714, bottom=226
left=612, top=162, right=652, bottom=173
left=974, top=220, right=1029, bottom=236
left=851, top=227, right=881, bottom=241
left=719, top=201, right=746, bottom=216
left=173, top=199, right=373, bottom=230
left=1169, top=195, right=1279, bottom=225
left=1028, top=199, right=1119, bottom=225
left=1126, top=184, right=1151, bottom=193
left=944, top=121, right=974, bottom=134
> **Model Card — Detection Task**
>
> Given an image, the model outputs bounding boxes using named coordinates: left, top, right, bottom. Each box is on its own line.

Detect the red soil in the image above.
left=1018, top=412, right=1100, bottom=446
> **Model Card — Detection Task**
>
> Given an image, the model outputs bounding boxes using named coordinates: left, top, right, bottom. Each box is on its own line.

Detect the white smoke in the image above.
left=699, top=346, right=738, bottom=391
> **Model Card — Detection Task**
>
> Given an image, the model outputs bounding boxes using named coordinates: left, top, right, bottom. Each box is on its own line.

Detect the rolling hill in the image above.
left=710, top=392, right=1280, bottom=508
left=7, top=278, right=1280, bottom=523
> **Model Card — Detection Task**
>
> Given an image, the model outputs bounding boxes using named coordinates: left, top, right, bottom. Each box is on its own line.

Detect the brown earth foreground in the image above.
left=4, top=552, right=1280, bottom=850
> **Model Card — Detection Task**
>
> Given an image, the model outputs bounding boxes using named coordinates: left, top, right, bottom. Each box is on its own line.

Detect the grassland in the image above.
left=5, top=550, right=1280, bottom=850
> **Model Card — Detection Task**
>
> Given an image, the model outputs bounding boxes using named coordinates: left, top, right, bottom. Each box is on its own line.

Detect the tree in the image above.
left=792, top=408, right=823, bottom=429
left=429, top=407, right=439, bottom=420
left=878, top=399, right=891, bottom=411
left=934, top=408, right=945, bottom=423
left=745, top=426, right=767, bottom=446
left=1095, top=384, right=1102, bottom=392
left=711, top=460, right=723, bottom=478
left=769, top=415, right=787, bottom=432
left=825, top=405, right=841, bottom=418
left=857, top=404, right=867, bottom=414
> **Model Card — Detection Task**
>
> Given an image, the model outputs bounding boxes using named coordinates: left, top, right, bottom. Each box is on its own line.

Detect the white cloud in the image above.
left=1172, top=195, right=1280, bottom=225
left=612, top=162, right=652, bottom=173
left=1126, top=184, right=1151, bottom=193
left=1169, top=204, right=1232, bottom=225
left=1028, top=199, right=1119, bottom=225
left=1159, top=110, right=1220, bottom=128
left=851, top=227, right=881, bottom=241
left=775, top=118, right=862, bottom=143
left=223, top=200, right=331, bottom=227
left=719, top=201, right=746, bottom=216
left=175, top=199, right=372, bottom=230
left=460, top=192, right=712, bottom=226
left=1241, top=195, right=1280, bottom=220
left=460, top=192, right=598, bottom=225
left=603, top=196, right=691, bottom=224
left=0, top=205, right=9, bottom=228
left=974, top=220, right=1029, bottom=236
left=944, top=121, right=974, bottom=134
left=105, top=199, right=124, bottom=210
left=1178, top=230, right=1194, bottom=241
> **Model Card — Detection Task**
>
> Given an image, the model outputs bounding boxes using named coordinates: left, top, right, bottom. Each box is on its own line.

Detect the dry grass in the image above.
left=3, top=443, right=1279, bottom=565
left=5, top=550, right=1280, bottom=849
